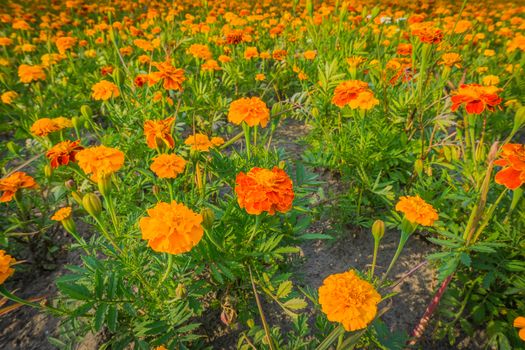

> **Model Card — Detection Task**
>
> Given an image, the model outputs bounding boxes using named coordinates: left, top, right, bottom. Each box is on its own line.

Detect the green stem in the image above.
left=369, top=238, right=380, bottom=279
left=158, top=254, right=174, bottom=287
left=243, top=123, right=251, bottom=160
left=247, top=215, right=261, bottom=243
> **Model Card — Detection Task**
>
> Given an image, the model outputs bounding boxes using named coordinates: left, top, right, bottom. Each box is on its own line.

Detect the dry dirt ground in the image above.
left=0, top=119, right=478, bottom=349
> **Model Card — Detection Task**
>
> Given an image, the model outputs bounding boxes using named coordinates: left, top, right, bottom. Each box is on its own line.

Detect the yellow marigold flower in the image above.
left=346, top=56, right=366, bottom=68
left=184, top=133, right=224, bottom=152
left=228, top=97, right=270, bottom=128
left=53, top=117, right=73, bottom=129
left=30, top=118, right=62, bottom=136
left=51, top=207, right=72, bottom=221
left=0, top=250, right=16, bottom=285
left=482, top=75, right=500, bottom=86
left=1, top=91, right=18, bottom=104
left=318, top=270, right=381, bottom=331
left=75, top=145, right=125, bottom=181
left=84, top=49, right=97, bottom=58
left=139, top=201, right=204, bottom=255
left=395, top=195, right=438, bottom=226
left=150, top=154, right=187, bottom=179
left=303, top=50, right=317, bottom=60
left=439, top=53, right=462, bottom=68
left=18, top=64, right=46, bottom=83
left=91, top=80, right=120, bottom=101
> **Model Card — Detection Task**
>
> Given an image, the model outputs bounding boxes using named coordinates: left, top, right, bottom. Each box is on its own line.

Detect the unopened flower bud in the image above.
left=80, top=105, right=92, bottom=119
left=82, top=193, right=102, bottom=218
left=278, top=160, right=286, bottom=169
left=414, top=159, right=423, bottom=176
left=65, top=179, right=76, bottom=190
left=72, top=116, right=81, bottom=130
left=175, top=283, right=187, bottom=299
left=371, top=220, right=385, bottom=241
left=44, top=164, right=53, bottom=178
left=71, top=191, right=83, bottom=205
left=152, top=185, right=160, bottom=196
left=97, top=175, right=112, bottom=197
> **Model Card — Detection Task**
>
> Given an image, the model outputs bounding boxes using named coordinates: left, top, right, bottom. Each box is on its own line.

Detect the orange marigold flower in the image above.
left=55, top=36, right=77, bottom=54
left=235, top=167, right=294, bottom=215
left=494, top=144, right=525, bottom=190
left=150, top=61, right=186, bottom=91
left=139, top=201, right=204, bottom=255
left=187, top=44, right=212, bottom=60
left=450, top=84, right=502, bottom=115
left=225, top=29, right=248, bottom=45
left=303, top=50, right=317, bottom=60
left=51, top=207, right=72, bottom=221
left=184, top=133, right=224, bottom=152
left=439, top=53, right=462, bottom=68
left=75, top=145, right=125, bottom=181
left=144, top=117, right=175, bottom=149
left=411, top=24, right=443, bottom=44
left=0, top=250, right=16, bottom=285
left=244, top=46, right=259, bottom=59
left=1, top=91, right=18, bottom=104
left=91, top=80, right=120, bottom=101
left=0, top=171, right=38, bottom=203
left=18, top=64, right=46, bottom=83
left=332, top=80, right=378, bottom=110
left=46, top=140, right=84, bottom=168
left=201, top=59, right=221, bottom=72
left=318, top=270, right=381, bottom=332
left=272, top=49, right=287, bottom=61
left=228, top=97, right=270, bottom=128
left=395, top=195, right=438, bottom=226
left=396, top=43, right=412, bottom=56
left=514, top=316, right=525, bottom=341
left=150, top=153, right=187, bottom=178
left=30, top=118, right=61, bottom=137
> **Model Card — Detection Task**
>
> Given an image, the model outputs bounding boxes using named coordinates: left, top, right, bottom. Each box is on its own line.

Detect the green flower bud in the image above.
left=414, top=159, right=423, bottom=176
left=82, top=193, right=102, bottom=218
left=80, top=105, right=92, bottom=119
left=371, top=220, right=385, bottom=241
left=175, top=283, right=187, bottom=299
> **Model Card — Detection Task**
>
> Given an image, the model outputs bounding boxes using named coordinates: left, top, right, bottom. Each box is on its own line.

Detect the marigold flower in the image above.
left=255, top=73, right=266, bottom=81
left=201, top=59, right=221, bottom=72
left=150, top=153, right=187, bottom=178
left=450, top=84, right=502, bottom=115
left=184, top=133, right=224, bottom=152
left=395, top=195, right=438, bottom=226
left=51, top=207, right=72, bottom=221
left=150, top=61, right=186, bottom=91
left=18, top=64, right=46, bottom=83
left=494, top=144, right=525, bottom=190
left=303, top=50, right=317, bottom=60
left=0, top=171, right=38, bottom=202
left=75, top=145, right=125, bottom=181
left=482, top=75, right=500, bottom=86
left=0, top=250, right=16, bottom=285
left=439, top=53, right=462, bottom=68
left=332, top=80, right=378, bottom=110
left=91, top=80, right=119, bottom=101
left=30, top=118, right=61, bottom=137
left=411, top=23, right=443, bottom=44
left=55, top=36, right=77, bottom=54
left=139, top=201, right=204, bottom=255
left=244, top=46, right=259, bottom=59
left=228, top=97, right=270, bottom=128
left=318, top=270, right=381, bottom=332
left=396, top=43, right=412, bottom=56
left=187, top=44, right=212, bottom=60
left=235, top=167, right=294, bottom=215
left=514, top=316, right=525, bottom=341
left=46, top=140, right=84, bottom=168
left=144, top=117, right=175, bottom=149
left=1, top=91, right=18, bottom=104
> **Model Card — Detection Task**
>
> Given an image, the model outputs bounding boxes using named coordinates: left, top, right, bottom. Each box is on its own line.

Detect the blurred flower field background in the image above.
left=0, top=0, right=524, bottom=349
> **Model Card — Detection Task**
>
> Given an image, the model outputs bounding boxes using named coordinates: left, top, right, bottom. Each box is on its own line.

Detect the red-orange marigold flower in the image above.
left=235, top=167, right=294, bottom=215
left=139, top=201, right=204, bottom=255
left=395, top=195, right=438, bottom=226
left=332, top=80, right=378, bottom=110
left=75, top=145, right=125, bottom=181
left=318, top=270, right=381, bottom=331
left=451, top=84, right=502, bottom=115
left=494, top=144, right=525, bottom=190
left=150, top=154, right=187, bottom=179
left=228, top=97, right=270, bottom=128
left=144, top=117, right=175, bottom=149
left=0, top=250, right=16, bottom=285
left=91, top=80, right=120, bottom=100
left=411, top=24, right=443, bottom=44
left=0, top=171, right=38, bottom=202
left=150, top=61, right=186, bottom=91
left=46, top=140, right=84, bottom=168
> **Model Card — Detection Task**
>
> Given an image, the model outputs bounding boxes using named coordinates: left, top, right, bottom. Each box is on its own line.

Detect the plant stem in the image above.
left=158, top=254, right=174, bottom=287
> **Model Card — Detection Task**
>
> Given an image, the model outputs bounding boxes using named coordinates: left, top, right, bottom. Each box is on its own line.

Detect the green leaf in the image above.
left=297, top=233, right=333, bottom=240
left=94, top=303, right=108, bottom=331
left=107, top=305, right=118, bottom=332
left=283, top=298, right=307, bottom=310
left=57, top=282, right=92, bottom=300
left=276, top=281, right=293, bottom=299
left=459, top=253, right=471, bottom=267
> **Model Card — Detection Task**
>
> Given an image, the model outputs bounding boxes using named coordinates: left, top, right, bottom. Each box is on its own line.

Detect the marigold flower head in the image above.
left=332, top=80, right=378, bottom=110
left=318, top=270, right=381, bottom=331
left=439, top=53, right=462, bottom=68
left=150, top=61, right=186, bottom=91
left=18, top=64, right=46, bottom=83
left=91, top=80, right=119, bottom=101
left=187, top=44, right=212, bottom=60
left=0, top=171, right=38, bottom=202
left=235, top=167, right=294, bottom=215
left=303, top=50, right=317, bottom=60
left=144, top=117, right=175, bottom=149
left=244, top=46, right=259, bottom=59
left=139, top=201, right=204, bottom=255
left=494, top=144, right=525, bottom=190
left=411, top=23, right=443, bottom=44
left=514, top=316, right=525, bottom=341
left=75, top=145, right=125, bottom=181
left=30, top=118, right=60, bottom=137
left=395, top=195, right=438, bottom=226
left=201, top=59, right=221, bottom=72
left=184, top=133, right=224, bottom=152
left=482, top=75, right=500, bottom=86
left=451, top=84, right=502, bottom=115
left=228, top=97, right=270, bottom=128
left=1, top=91, right=18, bottom=104
left=51, top=207, right=72, bottom=221
left=396, top=43, right=412, bottom=56
left=150, top=153, right=187, bottom=178
left=46, top=140, right=84, bottom=168
left=0, top=250, right=16, bottom=285
left=55, top=36, right=77, bottom=54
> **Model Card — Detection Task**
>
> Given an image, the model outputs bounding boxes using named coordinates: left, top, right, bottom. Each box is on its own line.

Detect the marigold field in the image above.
left=1, top=0, right=524, bottom=349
